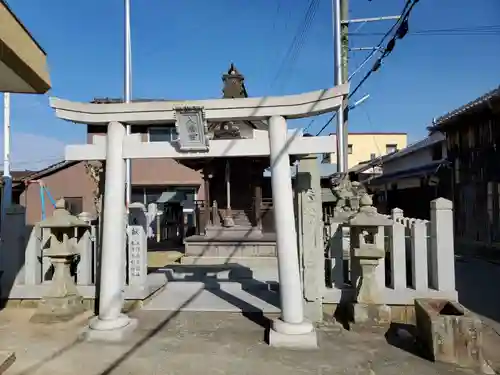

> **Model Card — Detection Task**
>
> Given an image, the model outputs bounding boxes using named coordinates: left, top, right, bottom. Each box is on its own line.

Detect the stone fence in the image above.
left=323, top=197, right=457, bottom=305
left=0, top=202, right=159, bottom=301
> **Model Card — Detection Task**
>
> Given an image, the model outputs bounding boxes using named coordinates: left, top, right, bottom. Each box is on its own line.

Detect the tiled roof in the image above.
left=432, top=85, right=500, bottom=130
left=0, top=170, right=34, bottom=181
left=18, top=160, right=80, bottom=182
left=368, top=160, right=445, bottom=186
left=348, top=132, right=445, bottom=174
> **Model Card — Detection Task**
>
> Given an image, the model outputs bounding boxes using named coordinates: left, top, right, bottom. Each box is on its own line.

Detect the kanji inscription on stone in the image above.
left=174, top=106, right=209, bottom=151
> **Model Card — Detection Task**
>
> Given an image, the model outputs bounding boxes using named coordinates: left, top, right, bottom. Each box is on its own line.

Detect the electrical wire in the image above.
left=350, top=25, right=500, bottom=37
left=271, top=0, right=320, bottom=91
left=349, top=0, right=419, bottom=99
left=316, top=0, right=420, bottom=136
left=348, top=0, right=413, bottom=82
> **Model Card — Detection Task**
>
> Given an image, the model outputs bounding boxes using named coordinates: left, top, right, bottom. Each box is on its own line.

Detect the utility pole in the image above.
left=332, top=0, right=401, bottom=173
left=1, top=93, right=12, bottom=224
left=340, top=0, right=349, bottom=173
left=124, top=0, right=132, bottom=209
left=332, top=0, right=346, bottom=173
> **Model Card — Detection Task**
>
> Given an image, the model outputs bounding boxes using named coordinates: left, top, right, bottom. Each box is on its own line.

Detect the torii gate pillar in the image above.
left=83, top=121, right=138, bottom=341
left=267, top=116, right=317, bottom=348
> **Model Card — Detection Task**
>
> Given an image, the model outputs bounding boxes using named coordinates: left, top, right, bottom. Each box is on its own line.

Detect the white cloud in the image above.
left=0, top=132, right=66, bottom=171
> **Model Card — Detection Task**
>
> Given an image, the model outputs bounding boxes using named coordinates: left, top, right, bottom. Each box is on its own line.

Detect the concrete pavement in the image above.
left=0, top=309, right=491, bottom=375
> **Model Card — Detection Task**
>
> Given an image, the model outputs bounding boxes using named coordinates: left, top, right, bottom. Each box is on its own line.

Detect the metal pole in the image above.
left=333, top=0, right=345, bottom=173
left=340, top=0, right=349, bottom=172
left=343, top=15, right=401, bottom=24
left=124, top=0, right=132, bottom=207
left=1, top=93, right=12, bottom=224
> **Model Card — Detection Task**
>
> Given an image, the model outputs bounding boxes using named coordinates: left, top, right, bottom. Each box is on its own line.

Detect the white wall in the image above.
left=383, top=147, right=434, bottom=175
left=380, top=132, right=446, bottom=175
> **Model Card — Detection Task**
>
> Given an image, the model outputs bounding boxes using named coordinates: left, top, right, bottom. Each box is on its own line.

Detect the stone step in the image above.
left=180, top=256, right=278, bottom=269
left=232, top=216, right=251, bottom=226
left=142, top=281, right=281, bottom=313
left=157, top=263, right=279, bottom=285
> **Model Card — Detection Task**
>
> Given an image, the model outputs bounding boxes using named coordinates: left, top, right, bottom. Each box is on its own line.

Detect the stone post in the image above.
left=295, top=154, right=324, bottom=323
left=85, top=121, right=137, bottom=341
left=127, top=203, right=148, bottom=288
left=429, top=198, right=456, bottom=293
left=267, top=115, right=317, bottom=348
left=389, top=208, right=406, bottom=290
left=76, top=212, right=94, bottom=286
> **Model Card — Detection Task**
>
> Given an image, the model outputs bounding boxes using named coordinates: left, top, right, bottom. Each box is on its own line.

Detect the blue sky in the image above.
left=2, top=0, right=500, bottom=170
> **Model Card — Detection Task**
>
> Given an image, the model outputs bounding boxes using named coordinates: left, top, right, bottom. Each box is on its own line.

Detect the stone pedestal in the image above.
left=352, top=247, right=391, bottom=324
left=81, top=315, right=138, bottom=342
left=268, top=318, right=318, bottom=349
left=223, top=214, right=235, bottom=227
left=415, top=299, right=492, bottom=372
left=347, top=204, right=393, bottom=325
left=31, top=256, right=85, bottom=323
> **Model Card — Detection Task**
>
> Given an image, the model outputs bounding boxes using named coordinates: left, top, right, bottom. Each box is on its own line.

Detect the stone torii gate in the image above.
left=50, top=83, right=348, bottom=348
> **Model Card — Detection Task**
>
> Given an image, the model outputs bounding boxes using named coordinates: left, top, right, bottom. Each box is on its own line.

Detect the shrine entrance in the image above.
left=50, top=80, right=348, bottom=348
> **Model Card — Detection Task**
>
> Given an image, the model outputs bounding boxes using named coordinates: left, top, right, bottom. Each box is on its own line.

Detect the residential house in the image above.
left=362, top=131, right=450, bottom=219
left=430, top=85, right=500, bottom=248
left=322, top=132, right=407, bottom=169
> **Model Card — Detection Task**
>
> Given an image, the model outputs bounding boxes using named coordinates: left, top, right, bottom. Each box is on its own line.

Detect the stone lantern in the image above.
left=347, top=194, right=393, bottom=324
left=31, top=199, right=89, bottom=323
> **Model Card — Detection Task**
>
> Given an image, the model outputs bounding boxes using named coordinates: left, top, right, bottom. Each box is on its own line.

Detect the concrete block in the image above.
left=415, top=298, right=486, bottom=370
left=405, top=305, right=416, bottom=325
left=390, top=305, right=406, bottom=324
left=353, top=303, right=391, bottom=325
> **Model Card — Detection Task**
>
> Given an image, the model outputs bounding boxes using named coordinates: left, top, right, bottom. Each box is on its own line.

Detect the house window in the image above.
left=385, top=144, right=398, bottom=154
left=148, top=126, right=178, bottom=142
left=347, top=144, right=353, bottom=154
left=64, top=197, right=83, bottom=216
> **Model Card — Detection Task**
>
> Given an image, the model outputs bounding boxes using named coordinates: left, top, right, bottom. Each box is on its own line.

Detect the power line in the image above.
left=350, top=24, right=500, bottom=37
left=271, top=0, right=320, bottom=91
left=349, top=0, right=418, bottom=98
left=316, top=0, right=420, bottom=136
left=348, top=0, right=412, bottom=82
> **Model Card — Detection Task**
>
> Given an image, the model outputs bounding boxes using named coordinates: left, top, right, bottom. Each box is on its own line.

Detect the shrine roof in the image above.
left=91, top=64, right=267, bottom=130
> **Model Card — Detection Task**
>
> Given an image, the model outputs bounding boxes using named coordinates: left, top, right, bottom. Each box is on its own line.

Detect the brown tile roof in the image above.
left=0, top=170, right=34, bottom=181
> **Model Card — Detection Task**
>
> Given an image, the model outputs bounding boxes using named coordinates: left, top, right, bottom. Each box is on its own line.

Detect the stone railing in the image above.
left=324, top=198, right=457, bottom=305
left=0, top=203, right=163, bottom=301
